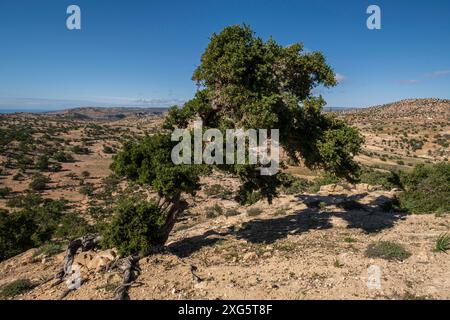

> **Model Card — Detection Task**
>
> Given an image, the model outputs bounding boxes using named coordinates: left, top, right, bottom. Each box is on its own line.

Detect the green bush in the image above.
left=53, top=151, right=74, bottom=163
left=0, top=187, right=12, bottom=199
left=0, top=209, right=38, bottom=261
left=71, top=145, right=90, bottom=155
left=358, top=168, right=401, bottom=190
left=102, top=198, right=165, bottom=257
left=0, top=279, right=34, bottom=298
left=308, top=172, right=341, bottom=193
left=398, top=162, right=449, bottom=214
left=35, top=155, right=49, bottom=171
left=29, top=174, right=51, bottom=191
left=278, top=173, right=311, bottom=195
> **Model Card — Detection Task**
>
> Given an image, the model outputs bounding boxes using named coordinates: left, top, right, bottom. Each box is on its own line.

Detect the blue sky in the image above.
left=0, top=0, right=449, bottom=110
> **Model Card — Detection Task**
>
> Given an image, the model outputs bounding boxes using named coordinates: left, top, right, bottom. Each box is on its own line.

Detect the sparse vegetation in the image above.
left=435, top=233, right=450, bottom=253
left=365, top=241, right=411, bottom=261
left=0, top=279, right=34, bottom=298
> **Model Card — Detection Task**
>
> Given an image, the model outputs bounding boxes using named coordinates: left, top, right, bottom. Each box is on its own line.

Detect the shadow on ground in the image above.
left=168, top=193, right=407, bottom=257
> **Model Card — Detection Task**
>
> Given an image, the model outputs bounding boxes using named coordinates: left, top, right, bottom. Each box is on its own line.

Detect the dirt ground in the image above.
left=1, top=185, right=448, bottom=300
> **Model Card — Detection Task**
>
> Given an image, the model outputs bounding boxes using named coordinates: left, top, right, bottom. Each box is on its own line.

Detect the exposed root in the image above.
left=53, top=234, right=102, bottom=296
left=112, top=255, right=141, bottom=300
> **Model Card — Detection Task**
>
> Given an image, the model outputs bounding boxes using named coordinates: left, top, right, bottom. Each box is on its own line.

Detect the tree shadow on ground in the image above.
left=168, top=193, right=408, bottom=257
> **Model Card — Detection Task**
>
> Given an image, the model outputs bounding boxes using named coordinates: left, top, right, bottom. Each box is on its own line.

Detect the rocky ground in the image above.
left=1, top=182, right=448, bottom=300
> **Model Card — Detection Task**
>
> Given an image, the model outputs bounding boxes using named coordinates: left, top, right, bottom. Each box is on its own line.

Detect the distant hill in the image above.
left=336, top=98, right=450, bottom=120
left=45, top=106, right=169, bottom=121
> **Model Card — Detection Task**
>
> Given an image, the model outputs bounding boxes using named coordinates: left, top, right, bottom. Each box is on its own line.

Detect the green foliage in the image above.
left=0, top=187, right=12, bottom=199
left=203, top=184, right=232, bottom=199
left=71, top=145, right=90, bottom=155
left=102, top=198, right=166, bottom=257
left=398, top=162, right=450, bottom=214
left=235, top=188, right=262, bottom=205
left=35, top=155, right=49, bottom=171
left=308, top=172, right=341, bottom=193
left=278, top=173, right=311, bottom=195
left=0, top=196, right=87, bottom=261
left=53, top=151, right=74, bottom=163
left=205, top=204, right=224, bottom=218
left=435, top=233, right=450, bottom=253
left=79, top=183, right=94, bottom=196
left=102, top=145, right=116, bottom=154
left=163, top=24, right=362, bottom=201
left=111, top=134, right=208, bottom=199
left=365, top=241, right=411, bottom=261
left=32, top=242, right=64, bottom=259
left=0, top=279, right=34, bottom=298
left=29, top=174, right=51, bottom=191
left=359, top=168, right=402, bottom=190
left=0, top=209, right=38, bottom=261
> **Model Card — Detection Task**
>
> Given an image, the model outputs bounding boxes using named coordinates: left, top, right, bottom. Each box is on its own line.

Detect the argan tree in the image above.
left=56, top=24, right=362, bottom=299
left=109, top=24, right=362, bottom=252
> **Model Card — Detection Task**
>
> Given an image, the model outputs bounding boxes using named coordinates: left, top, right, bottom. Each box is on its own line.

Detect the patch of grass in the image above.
left=344, top=237, right=357, bottom=243
left=365, top=241, right=411, bottom=261
left=435, top=233, right=450, bottom=253
left=0, top=279, right=35, bottom=298
left=246, top=207, right=263, bottom=217
left=32, top=242, right=64, bottom=259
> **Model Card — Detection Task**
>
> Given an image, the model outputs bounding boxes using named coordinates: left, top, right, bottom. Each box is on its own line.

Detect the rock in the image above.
left=262, top=251, right=272, bottom=258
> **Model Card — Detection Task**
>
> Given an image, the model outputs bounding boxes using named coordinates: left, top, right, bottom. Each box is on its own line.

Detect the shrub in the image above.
left=204, top=184, right=232, bottom=199
left=80, top=184, right=94, bottom=196
left=102, top=145, right=116, bottom=154
left=235, top=189, right=262, bottom=205
left=0, top=279, right=34, bottom=298
left=205, top=204, right=224, bottom=218
left=35, top=155, right=49, bottom=171
left=225, top=208, right=240, bottom=217
left=71, top=145, right=90, bottom=155
left=29, top=174, right=51, bottom=191
left=278, top=173, right=311, bottom=195
left=102, top=198, right=166, bottom=257
left=398, top=162, right=450, bottom=214
left=308, top=172, right=341, bottom=192
left=247, top=207, right=263, bottom=216
left=365, top=241, right=411, bottom=261
left=81, top=171, right=91, bottom=178
left=0, top=187, right=12, bottom=199
left=53, top=151, right=74, bottom=163
left=359, top=168, right=402, bottom=190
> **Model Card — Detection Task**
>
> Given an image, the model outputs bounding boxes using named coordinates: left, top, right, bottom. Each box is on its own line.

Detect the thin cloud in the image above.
left=426, top=70, right=450, bottom=78
left=399, top=79, right=421, bottom=85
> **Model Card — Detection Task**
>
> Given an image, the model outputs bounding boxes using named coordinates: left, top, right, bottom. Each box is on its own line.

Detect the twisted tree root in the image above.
left=112, top=255, right=141, bottom=300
